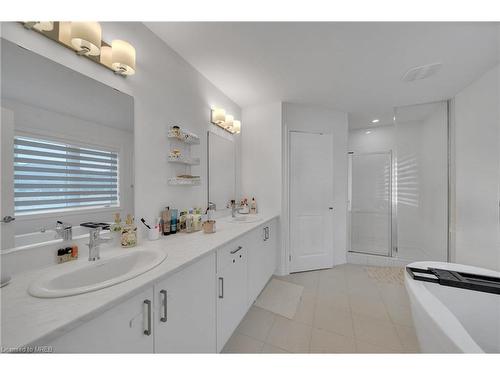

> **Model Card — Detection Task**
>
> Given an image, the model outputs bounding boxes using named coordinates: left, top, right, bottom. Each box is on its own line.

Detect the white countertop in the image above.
left=0, top=214, right=278, bottom=349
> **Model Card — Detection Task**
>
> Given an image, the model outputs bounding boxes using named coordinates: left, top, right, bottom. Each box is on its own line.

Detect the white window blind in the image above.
left=14, top=136, right=119, bottom=214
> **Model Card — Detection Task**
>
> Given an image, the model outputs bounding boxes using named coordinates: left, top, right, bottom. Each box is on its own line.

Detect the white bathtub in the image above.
left=405, top=261, right=500, bottom=353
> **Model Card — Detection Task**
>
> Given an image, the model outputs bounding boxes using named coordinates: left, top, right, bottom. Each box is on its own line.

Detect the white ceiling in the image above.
left=146, top=22, right=499, bottom=129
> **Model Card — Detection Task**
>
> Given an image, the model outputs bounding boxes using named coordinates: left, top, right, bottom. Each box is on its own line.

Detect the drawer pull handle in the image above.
left=160, top=289, right=168, bottom=323
left=143, top=299, right=152, bottom=336
left=218, top=277, right=224, bottom=298
left=230, top=246, right=242, bottom=254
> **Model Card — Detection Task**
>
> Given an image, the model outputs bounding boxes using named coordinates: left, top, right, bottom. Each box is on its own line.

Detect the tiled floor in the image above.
left=222, top=264, right=420, bottom=353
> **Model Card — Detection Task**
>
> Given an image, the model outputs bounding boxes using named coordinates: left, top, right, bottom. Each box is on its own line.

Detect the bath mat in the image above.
left=254, top=278, right=304, bottom=319
left=364, top=266, right=404, bottom=285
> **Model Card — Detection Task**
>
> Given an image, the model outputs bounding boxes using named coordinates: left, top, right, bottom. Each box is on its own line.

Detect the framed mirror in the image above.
left=207, top=131, right=235, bottom=212
left=0, top=38, right=134, bottom=251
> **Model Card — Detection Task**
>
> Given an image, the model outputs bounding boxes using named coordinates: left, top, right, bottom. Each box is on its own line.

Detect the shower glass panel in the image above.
left=394, top=101, right=448, bottom=262
left=349, top=152, right=392, bottom=256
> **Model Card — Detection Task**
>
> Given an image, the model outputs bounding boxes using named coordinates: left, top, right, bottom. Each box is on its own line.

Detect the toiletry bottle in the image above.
left=186, top=209, right=194, bottom=233
left=250, top=197, right=257, bottom=214
left=162, top=207, right=171, bottom=236
left=170, top=209, right=178, bottom=234
left=194, top=208, right=202, bottom=231
left=179, top=210, right=187, bottom=232
left=121, top=214, right=137, bottom=247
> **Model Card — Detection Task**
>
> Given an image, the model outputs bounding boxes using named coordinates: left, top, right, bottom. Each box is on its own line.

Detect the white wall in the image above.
left=2, top=99, right=134, bottom=235
left=241, top=102, right=282, bottom=216
left=1, top=22, right=241, bottom=237
left=454, top=64, right=500, bottom=271
left=283, top=103, right=348, bottom=268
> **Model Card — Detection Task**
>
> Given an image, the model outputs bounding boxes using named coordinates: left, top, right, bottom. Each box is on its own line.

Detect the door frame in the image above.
left=286, top=129, right=335, bottom=273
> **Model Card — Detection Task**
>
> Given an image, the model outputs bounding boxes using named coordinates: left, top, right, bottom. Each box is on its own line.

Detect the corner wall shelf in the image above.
left=168, top=177, right=201, bottom=186
left=167, top=125, right=201, bottom=187
left=168, top=156, right=200, bottom=166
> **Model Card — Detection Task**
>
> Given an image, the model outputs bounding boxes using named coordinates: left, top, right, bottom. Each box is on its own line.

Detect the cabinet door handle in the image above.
left=230, top=246, right=242, bottom=254
left=143, top=299, right=152, bottom=336
left=160, top=289, right=168, bottom=323
left=266, top=227, right=270, bottom=240
left=218, top=277, right=224, bottom=299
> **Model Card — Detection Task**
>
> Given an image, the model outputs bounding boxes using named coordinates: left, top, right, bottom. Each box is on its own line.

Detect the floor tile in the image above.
left=292, top=288, right=317, bottom=325
left=352, top=313, right=404, bottom=351
left=378, top=283, right=410, bottom=308
left=355, top=340, right=401, bottom=353
left=266, top=316, right=312, bottom=353
left=395, top=324, right=420, bottom=353
left=236, top=306, right=276, bottom=341
left=385, top=301, right=414, bottom=327
left=310, top=328, right=356, bottom=353
left=313, top=303, right=354, bottom=337
left=261, top=343, right=289, bottom=353
left=222, top=333, right=264, bottom=353
left=277, top=271, right=320, bottom=292
left=349, top=294, right=391, bottom=321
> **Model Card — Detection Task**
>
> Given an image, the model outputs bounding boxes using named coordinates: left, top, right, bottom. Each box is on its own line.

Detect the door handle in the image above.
left=230, top=246, right=242, bottom=254
left=143, top=299, right=152, bottom=336
left=328, top=207, right=334, bottom=210
left=1, top=216, right=15, bottom=223
left=160, top=289, right=167, bottom=323
left=218, top=277, right=224, bottom=298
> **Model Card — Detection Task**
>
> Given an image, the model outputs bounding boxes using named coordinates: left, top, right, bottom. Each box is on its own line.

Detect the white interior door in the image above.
left=1, top=108, right=15, bottom=250
left=290, top=131, right=334, bottom=272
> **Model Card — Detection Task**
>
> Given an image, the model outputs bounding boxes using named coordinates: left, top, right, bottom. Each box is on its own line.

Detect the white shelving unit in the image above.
left=168, top=126, right=200, bottom=186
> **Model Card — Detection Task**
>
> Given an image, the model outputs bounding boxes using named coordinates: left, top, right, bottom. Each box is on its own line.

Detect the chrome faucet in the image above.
left=55, top=221, right=72, bottom=241
left=87, top=227, right=111, bottom=261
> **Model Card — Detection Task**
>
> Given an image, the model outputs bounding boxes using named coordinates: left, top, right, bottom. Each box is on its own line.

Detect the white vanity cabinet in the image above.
left=247, top=219, right=277, bottom=306
left=216, top=239, right=248, bottom=352
left=153, top=253, right=216, bottom=353
left=47, top=287, right=154, bottom=353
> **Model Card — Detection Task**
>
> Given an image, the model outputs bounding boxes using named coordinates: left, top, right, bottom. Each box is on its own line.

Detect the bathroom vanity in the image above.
left=1, top=215, right=279, bottom=353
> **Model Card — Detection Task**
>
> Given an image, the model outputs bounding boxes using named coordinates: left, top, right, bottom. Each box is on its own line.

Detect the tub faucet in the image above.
left=87, top=227, right=111, bottom=261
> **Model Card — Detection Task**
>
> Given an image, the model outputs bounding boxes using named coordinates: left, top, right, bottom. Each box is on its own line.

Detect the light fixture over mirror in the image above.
left=111, top=40, right=136, bottom=76
left=70, top=22, right=102, bottom=56
left=21, top=21, right=137, bottom=77
left=210, top=107, right=241, bottom=134
left=211, top=107, right=226, bottom=125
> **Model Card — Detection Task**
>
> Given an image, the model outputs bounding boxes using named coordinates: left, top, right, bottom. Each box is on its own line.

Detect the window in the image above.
left=14, top=135, right=119, bottom=215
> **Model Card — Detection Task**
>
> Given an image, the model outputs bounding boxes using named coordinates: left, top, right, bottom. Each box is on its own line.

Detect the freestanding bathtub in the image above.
left=405, top=261, right=500, bottom=353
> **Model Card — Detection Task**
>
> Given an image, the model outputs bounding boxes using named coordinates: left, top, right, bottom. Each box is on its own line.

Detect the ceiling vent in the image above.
left=402, top=63, right=442, bottom=82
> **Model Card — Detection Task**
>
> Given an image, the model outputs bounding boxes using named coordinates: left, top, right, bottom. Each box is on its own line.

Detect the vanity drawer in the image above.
left=217, top=238, right=246, bottom=271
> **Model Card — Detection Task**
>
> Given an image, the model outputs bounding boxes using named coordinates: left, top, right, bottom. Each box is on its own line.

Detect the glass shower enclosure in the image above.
left=348, top=100, right=449, bottom=263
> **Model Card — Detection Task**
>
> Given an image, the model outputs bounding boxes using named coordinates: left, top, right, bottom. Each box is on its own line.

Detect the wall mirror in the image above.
left=0, top=38, right=134, bottom=251
left=207, top=131, right=235, bottom=212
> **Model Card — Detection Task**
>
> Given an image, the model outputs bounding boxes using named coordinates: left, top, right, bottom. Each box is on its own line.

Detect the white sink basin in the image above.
left=223, top=215, right=263, bottom=224
left=28, top=249, right=166, bottom=298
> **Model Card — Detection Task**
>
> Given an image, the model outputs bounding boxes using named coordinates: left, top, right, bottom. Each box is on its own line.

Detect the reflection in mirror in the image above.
left=207, top=131, right=235, bottom=212
left=0, top=38, right=134, bottom=252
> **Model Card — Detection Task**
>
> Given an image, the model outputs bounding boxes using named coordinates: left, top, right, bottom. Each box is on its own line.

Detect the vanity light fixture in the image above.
left=71, top=22, right=102, bottom=56
left=20, top=22, right=136, bottom=77
left=232, top=120, right=241, bottom=134
left=224, top=114, right=234, bottom=130
left=111, top=40, right=136, bottom=76
left=210, top=107, right=241, bottom=134
left=211, top=107, right=226, bottom=125
left=23, top=21, right=54, bottom=31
